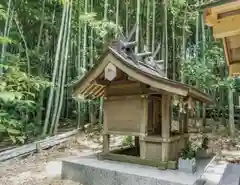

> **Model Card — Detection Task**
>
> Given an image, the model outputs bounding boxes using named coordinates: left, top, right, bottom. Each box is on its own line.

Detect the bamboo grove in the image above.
left=0, top=0, right=239, bottom=144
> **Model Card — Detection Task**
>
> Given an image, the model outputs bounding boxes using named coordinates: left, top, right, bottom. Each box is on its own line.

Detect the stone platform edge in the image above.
left=61, top=158, right=188, bottom=185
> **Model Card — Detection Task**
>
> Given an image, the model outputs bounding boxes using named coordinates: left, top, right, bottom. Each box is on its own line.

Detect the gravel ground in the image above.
left=0, top=132, right=123, bottom=185
left=0, top=121, right=237, bottom=185
left=0, top=133, right=99, bottom=185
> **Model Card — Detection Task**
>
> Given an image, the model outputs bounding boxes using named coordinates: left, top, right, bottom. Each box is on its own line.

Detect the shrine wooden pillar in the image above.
left=103, top=97, right=110, bottom=154
left=161, top=94, right=171, bottom=162
left=179, top=97, right=185, bottom=133
left=183, top=111, right=189, bottom=133
left=139, top=94, right=148, bottom=159
left=182, top=98, right=190, bottom=148
left=103, top=134, right=110, bottom=153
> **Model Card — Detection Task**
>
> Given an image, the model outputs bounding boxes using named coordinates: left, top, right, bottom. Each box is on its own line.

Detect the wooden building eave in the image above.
left=200, top=0, right=240, bottom=76
left=72, top=47, right=213, bottom=104
left=187, top=88, right=213, bottom=104
left=197, top=0, right=239, bottom=12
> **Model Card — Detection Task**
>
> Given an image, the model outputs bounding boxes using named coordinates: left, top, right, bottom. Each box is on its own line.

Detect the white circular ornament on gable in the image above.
left=104, top=63, right=117, bottom=81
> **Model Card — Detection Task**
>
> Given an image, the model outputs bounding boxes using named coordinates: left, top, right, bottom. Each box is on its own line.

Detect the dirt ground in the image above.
left=0, top=132, right=123, bottom=185
left=0, top=121, right=239, bottom=185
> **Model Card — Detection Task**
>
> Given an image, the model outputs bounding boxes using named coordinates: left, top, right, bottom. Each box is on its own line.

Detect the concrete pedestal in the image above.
left=61, top=154, right=211, bottom=185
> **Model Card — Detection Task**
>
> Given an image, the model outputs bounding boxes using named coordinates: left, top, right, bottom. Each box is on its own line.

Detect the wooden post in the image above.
left=179, top=113, right=184, bottom=133
left=178, top=97, right=184, bottom=133
left=103, top=96, right=110, bottom=153
left=161, top=94, right=171, bottom=162
left=183, top=109, right=189, bottom=133
left=135, top=136, right=140, bottom=155
left=139, top=95, right=148, bottom=159
left=183, top=108, right=189, bottom=148
left=103, top=134, right=110, bottom=153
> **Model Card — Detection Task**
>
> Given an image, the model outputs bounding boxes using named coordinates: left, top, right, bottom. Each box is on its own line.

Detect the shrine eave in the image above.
left=72, top=46, right=213, bottom=104
left=197, top=0, right=238, bottom=11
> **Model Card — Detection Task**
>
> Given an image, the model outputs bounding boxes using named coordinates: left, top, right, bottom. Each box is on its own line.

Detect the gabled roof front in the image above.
left=198, top=0, right=238, bottom=11
left=202, top=0, right=240, bottom=33
left=72, top=41, right=213, bottom=104
left=199, top=0, right=240, bottom=76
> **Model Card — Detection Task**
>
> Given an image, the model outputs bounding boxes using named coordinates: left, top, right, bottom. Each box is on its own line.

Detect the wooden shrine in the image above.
left=72, top=36, right=213, bottom=169
left=202, top=0, right=240, bottom=76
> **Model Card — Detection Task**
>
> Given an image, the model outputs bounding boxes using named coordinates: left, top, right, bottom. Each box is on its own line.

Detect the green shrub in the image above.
left=122, top=136, right=133, bottom=146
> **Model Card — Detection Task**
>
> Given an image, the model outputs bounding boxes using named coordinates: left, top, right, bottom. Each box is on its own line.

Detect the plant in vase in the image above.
left=178, top=143, right=200, bottom=173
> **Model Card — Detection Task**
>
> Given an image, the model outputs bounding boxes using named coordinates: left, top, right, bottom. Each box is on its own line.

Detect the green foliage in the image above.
left=0, top=0, right=238, bottom=145
left=182, top=41, right=226, bottom=90
left=0, top=4, right=7, bottom=20
left=122, top=136, right=133, bottom=147
left=89, top=20, right=121, bottom=40
left=180, top=142, right=200, bottom=159
left=0, top=61, right=50, bottom=143
left=0, top=36, right=14, bottom=44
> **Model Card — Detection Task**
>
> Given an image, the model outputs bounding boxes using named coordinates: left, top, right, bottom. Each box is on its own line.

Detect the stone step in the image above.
left=218, top=164, right=240, bottom=185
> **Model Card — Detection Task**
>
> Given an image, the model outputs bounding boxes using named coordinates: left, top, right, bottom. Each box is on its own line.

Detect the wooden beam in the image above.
left=142, top=135, right=182, bottom=143
left=198, top=0, right=239, bottom=12
left=149, top=87, right=177, bottom=96
left=205, top=14, right=218, bottom=26
left=228, top=35, right=240, bottom=49
left=79, top=83, right=94, bottom=95
left=104, top=94, right=142, bottom=101
left=223, top=38, right=231, bottom=66
left=231, top=47, right=240, bottom=61
left=204, top=8, right=218, bottom=26
left=229, top=63, right=240, bottom=76
left=86, top=85, right=100, bottom=96
left=92, top=86, right=105, bottom=97
left=97, top=90, right=104, bottom=97
left=96, top=79, right=136, bottom=86
left=98, top=152, right=171, bottom=169
left=210, top=1, right=240, bottom=15
left=213, top=14, right=240, bottom=38
left=218, top=9, right=240, bottom=19
left=103, top=130, right=146, bottom=137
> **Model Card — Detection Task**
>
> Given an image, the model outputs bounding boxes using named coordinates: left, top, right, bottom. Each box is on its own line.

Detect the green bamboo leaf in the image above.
left=0, top=124, right=6, bottom=132
left=79, top=12, right=96, bottom=21
left=0, top=9, right=7, bottom=20
left=0, top=112, right=8, bottom=117
left=0, top=92, right=22, bottom=101
left=0, top=36, right=14, bottom=44
left=9, top=135, right=17, bottom=143
left=16, top=136, right=26, bottom=144
left=7, top=128, right=21, bottom=135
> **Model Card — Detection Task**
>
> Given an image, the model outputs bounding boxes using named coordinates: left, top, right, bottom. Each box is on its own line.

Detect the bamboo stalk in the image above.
left=42, top=1, right=68, bottom=136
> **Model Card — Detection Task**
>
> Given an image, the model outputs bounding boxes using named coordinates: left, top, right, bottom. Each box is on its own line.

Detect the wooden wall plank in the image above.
left=213, top=14, right=240, bottom=38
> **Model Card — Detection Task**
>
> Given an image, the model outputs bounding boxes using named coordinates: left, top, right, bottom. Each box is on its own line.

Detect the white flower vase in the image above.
left=178, top=157, right=197, bottom=173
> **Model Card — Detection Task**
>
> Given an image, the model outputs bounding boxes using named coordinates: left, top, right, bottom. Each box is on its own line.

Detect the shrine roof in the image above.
left=197, top=0, right=238, bottom=11
left=72, top=41, right=213, bottom=104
